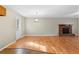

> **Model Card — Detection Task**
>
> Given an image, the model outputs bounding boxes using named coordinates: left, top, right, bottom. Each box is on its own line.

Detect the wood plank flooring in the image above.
left=0, top=36, right=79, bottom=54
left=0, top=48, right=47, bottom=54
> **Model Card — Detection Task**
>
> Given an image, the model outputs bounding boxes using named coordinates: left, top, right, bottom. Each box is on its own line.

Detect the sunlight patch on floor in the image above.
left=26, top=42, right=47, bottom=52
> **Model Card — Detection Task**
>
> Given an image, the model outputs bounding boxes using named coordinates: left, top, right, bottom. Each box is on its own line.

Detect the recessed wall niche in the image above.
left=0, top=5, right=6, bottom=16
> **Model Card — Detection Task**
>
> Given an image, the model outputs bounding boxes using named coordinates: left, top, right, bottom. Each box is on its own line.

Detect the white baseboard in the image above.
left=0, top=41, right=16, bottom=51
left=25, top=34, right=58, bottom=36
left=16, top=35, right=25, bottom=40
left=22, top=34, right=79, bottom=36
left=0, top=35, right=25, bottom=51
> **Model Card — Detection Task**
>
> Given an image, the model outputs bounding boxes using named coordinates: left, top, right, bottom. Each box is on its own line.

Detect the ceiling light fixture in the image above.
left=34, top=9, right=39, bottom=22
left=34, top=18, right=39, bottom=22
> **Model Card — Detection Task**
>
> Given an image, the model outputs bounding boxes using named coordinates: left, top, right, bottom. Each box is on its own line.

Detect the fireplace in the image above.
left=62, top=26, right=70, bottom=34
left=59, top=24, right=74, bottom=36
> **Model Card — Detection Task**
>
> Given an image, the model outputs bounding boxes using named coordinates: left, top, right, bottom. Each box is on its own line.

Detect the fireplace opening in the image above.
left=62, top=26, right=70, bottom=34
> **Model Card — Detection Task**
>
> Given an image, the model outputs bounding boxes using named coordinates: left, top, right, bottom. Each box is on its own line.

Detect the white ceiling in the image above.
left=7, top=5, right=79, bottom=18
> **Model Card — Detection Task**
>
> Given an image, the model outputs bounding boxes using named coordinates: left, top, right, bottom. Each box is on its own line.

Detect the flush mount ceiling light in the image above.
left=34, top=9, right=39, bottom=22
left=34, top=18, right=39, bottom=22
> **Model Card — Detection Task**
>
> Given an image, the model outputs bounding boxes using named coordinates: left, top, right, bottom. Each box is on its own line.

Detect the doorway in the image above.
left=16, top=18, right=22, bottom=39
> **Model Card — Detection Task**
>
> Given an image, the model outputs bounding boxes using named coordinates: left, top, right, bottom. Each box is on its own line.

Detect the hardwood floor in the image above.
left=0, top=36, right=79, bottom=54
left=0, top=48, right=47, bottom=54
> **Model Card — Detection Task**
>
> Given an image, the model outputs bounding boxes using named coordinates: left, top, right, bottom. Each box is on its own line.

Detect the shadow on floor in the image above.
left=0, top=48, right=47, bottom=54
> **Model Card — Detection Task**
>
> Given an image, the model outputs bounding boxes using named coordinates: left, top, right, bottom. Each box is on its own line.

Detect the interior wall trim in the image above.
left=25, top=34, right=58, bottom=36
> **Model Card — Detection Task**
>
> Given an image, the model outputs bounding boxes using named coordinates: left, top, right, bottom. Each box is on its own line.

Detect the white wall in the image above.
left=25, top=18, right=78, bottom=36
left=0, top=6, right=24, bottom=49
